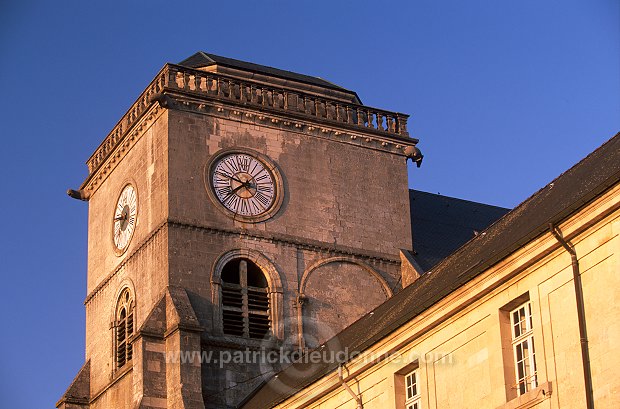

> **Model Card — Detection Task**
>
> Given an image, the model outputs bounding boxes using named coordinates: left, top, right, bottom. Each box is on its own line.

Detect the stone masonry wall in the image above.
left=84, top=111, right=170, bottom=398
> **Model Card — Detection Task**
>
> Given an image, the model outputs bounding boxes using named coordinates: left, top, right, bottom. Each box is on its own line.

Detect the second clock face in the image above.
left=211, top=153, right=276, bottom=218
left=113, top=184, right=138, bottom=254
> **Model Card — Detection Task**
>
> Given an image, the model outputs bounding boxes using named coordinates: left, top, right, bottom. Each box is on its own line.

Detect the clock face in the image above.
left=113, top=184, right=138, bottom=253
left=211, top=153, right=277, bottom=218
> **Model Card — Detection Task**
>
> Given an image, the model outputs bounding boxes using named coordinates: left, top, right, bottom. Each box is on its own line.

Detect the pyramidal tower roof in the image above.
left=178, top=51, right=362, bottom=104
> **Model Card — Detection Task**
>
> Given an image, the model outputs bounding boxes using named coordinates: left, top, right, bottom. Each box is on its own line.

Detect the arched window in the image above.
left=221, top=258, right=270, bottom=339
left=115, top=288, right=134, bottom=369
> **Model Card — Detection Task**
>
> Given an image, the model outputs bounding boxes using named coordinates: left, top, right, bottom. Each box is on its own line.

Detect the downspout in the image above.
left=550, top=224, right=594, bottom=409
left=338, top=365, right=363, bottom=409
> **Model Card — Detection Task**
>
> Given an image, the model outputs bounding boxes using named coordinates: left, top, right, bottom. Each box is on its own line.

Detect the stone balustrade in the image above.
left=87, top=64, right=410, bottom=173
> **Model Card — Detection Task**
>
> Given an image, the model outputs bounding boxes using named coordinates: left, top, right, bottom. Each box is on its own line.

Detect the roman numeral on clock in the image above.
left=210, top=153, right=278, bottom=218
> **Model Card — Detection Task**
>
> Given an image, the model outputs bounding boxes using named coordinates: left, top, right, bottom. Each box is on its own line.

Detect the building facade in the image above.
left=59, top=52, right=619, bottom=409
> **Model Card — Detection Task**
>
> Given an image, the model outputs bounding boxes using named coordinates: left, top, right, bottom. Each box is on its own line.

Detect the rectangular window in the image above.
left=395, top=362, right=422, bottom=409
left=510, top=301, right=537, bottom=395
left=404, top=368, right=421, bottom=409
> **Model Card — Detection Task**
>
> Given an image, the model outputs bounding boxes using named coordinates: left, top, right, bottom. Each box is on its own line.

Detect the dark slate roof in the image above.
left=239, top=132, right=620, bottom=409
left=178, top=52, right=355, bottom=94
left=410, top=190, right=510, bottom=271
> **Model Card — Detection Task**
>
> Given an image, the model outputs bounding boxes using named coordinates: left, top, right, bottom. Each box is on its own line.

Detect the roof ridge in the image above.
left=197, top=51, right=214, bottom=63
left=179, top=51, right=359, bottom=98
left=201, top=51, right=325, bottom=82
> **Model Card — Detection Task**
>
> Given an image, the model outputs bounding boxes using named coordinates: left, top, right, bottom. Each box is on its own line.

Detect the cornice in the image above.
left=160, top=91, right=416, bottom=156
left=82, top=64, right=418, bottom=192
left=80, top=102, right=165, bottom=194
left=84, top=219, right=401, bottom=305
left=166, top=219, right=401, bottom=265
left=84, top=221, right=168, bottom=305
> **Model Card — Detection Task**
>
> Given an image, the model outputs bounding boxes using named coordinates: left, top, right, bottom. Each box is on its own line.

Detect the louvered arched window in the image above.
left=221, top=258, right=271, bottom=339
left=115, top=288, right=134, bottom=369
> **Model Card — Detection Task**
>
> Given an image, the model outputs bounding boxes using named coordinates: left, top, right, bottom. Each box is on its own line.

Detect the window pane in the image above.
left=405, top=369, right=420, bottom=406
left=515, top=343, right=523, bottom=361
left=247, top=261, right=268, bottom=287
left=512, top=311, right=520, bottom=338
left=405, top=372, right=416, bottom=399
left=221, top=260, right=241, bottom=284
left=518, top=380, right=526, bottom=395
left=517, top=359, right=525, bottom=380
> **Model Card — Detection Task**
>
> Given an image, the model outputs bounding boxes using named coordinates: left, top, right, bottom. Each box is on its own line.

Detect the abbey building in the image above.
left=58, top=52, right=620, bottom=409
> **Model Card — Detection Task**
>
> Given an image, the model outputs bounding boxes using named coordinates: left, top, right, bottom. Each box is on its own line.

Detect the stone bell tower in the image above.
left=58, top=52, right=422, bottom=409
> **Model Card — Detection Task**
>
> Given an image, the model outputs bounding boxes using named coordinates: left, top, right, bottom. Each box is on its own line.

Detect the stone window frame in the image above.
left=113, top=285, right=135, bottom=371
left=211, top=249, right=283, bottom=340
left=394, top=361, right=422, bottom=409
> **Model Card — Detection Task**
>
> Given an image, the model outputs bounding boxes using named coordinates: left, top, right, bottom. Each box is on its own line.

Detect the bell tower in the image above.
left=58, top=52, right=422, bottom=409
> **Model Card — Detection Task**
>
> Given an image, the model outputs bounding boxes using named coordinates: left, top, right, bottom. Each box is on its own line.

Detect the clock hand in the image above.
left=217, top=171, right=245, bottom=184
left=223, top=183, right=246, bottom=199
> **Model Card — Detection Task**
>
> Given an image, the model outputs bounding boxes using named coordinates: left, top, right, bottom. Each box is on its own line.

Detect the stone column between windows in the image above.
left=240, top=260, right=250, bottom=338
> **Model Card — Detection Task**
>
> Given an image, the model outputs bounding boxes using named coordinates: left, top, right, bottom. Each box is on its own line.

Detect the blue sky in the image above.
left=0, top=1, right=618, bottom=407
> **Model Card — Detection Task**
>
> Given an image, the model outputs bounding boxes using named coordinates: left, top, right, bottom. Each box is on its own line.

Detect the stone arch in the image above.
left=299, top=256, right=392, bottom=297
left=211, top=249, right=284, bottom=339
left=110, top=278, right=137, bottom=326
left=298, top=257, right=392, bottom=349
left=111, top=279, right=136, bottom=371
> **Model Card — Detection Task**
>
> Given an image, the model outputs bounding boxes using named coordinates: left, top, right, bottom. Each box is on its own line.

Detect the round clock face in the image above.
left=113, top=184, right=138, bottom=253
left=210, top=153, right=277, bottom=218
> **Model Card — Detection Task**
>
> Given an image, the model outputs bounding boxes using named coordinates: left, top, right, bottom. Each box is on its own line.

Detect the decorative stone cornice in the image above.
left=84, top=219, right=400, bottom=305
left=80, top=102, right=165, bottom=194
left=157, top=93, right=415, bottom=157
left=83, top=63, right=418, bottom=191
left=84, top=220, right=168, bottom=305
left=166, top=219, right=401, bottom=265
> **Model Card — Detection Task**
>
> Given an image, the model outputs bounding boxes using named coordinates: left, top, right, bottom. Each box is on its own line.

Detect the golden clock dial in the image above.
left=113, top=184, right=138, bottom=253
left=211, top=153, right=276, bottom=217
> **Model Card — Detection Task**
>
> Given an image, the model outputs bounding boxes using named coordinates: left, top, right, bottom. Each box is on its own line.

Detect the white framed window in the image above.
left=510, top=301, right=537, bottom=395
left=404, top=368, right=422, bottom=409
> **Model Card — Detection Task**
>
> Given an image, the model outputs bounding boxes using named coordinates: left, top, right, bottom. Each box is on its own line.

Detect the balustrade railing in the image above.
left=87, top=64, right=409, bottom=173
left=164, top=64, right=408, bottom=136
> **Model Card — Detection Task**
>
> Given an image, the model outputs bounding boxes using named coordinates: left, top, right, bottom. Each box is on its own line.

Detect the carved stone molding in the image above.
left=160, top=93, right=416, bottom=157
left=81, top=103, right=165, bottom=194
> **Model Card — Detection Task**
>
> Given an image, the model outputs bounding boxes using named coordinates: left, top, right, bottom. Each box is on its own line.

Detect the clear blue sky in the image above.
left=0, top=1, right=618, bottom=407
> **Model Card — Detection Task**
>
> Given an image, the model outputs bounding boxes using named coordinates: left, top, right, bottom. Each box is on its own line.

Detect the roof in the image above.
left=239, top=132, right=620, bottom=409
left=178, top=51, right=356, bottom=95
left=409, top=190, right=510, bottom=271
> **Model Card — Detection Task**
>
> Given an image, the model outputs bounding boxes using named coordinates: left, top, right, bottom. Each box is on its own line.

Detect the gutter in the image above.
left=549, top=224, right=595, bottom=409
